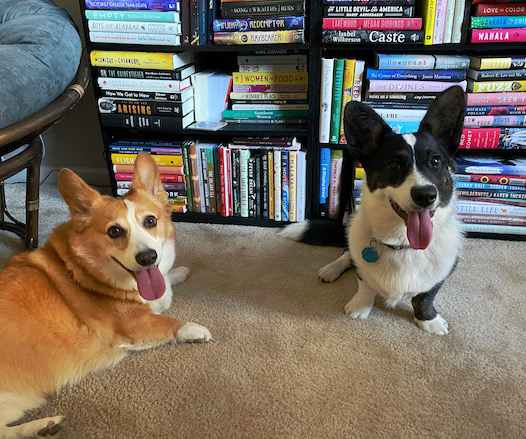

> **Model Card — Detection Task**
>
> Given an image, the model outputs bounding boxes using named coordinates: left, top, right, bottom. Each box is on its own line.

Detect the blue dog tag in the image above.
left=362, top=247, right=379, bottom=263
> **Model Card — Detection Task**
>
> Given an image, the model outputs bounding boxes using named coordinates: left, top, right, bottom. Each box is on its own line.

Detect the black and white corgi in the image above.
left=282, top=86, right=466, bottom=335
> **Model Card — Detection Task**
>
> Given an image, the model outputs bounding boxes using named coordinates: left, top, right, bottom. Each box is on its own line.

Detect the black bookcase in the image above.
left=78, top=0, right=526, bottom=238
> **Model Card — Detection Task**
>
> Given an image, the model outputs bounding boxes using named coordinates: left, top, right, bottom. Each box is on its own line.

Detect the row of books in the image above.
left=469, top=0, right=526, bottom=44
left=421, top=0, right=467, bottom=45
left=111, top=137, right=307, bottom=221
left=223, top=54, right=309, bottom=125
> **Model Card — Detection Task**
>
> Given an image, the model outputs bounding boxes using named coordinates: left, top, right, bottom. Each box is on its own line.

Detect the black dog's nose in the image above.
left=411, top=185, right=437, bottom=208
left=136, top=249, right=158, bottom=267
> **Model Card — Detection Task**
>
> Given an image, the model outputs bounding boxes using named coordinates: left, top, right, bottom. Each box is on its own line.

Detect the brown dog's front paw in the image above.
left=175, top=322, right=212, bottom=343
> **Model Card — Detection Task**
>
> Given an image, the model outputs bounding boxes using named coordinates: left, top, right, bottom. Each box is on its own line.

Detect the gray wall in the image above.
left=39, top=0, right=109, bottom=186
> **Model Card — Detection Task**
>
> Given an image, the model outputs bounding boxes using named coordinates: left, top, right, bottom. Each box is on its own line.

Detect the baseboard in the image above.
left=6, top=166, right=110, bottom=188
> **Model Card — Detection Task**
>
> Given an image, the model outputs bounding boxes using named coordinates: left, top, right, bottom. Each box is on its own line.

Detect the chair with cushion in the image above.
left=0, top=0, right=87, bottom=249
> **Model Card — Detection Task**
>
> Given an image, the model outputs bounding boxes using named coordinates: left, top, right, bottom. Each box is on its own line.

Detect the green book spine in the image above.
left=330, top=58, right=345, bottom=145
left=222, top=109, right=308, bottom=119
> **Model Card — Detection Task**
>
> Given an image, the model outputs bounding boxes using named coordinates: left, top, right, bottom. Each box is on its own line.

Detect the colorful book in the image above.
left=468, top=79, right=526, bottom=93
left=472, top=28, right=526, bottom=43
left=97, top=77, right=191, bottom=92
left=281, top=150, right=289, bottom=222
left=465, top=106, right=526, bottom=116
left=88, top=20, right=182, bottom=34
left=98, top=64, right=195, bottom=80
left=455, top=173, right=526, bottom=187
left=467, top=92, right=526, bottom=105
left=232, top=72, right=308, bottom=85
left=366, top=69, right=466, bottom=81
left=85, top=0, right=180, bottom=11
left=213, top=30, right=304, bottom=45
left=268, top=151, right=275, bottom=220
left=423, top=0, right=437, bottom=45
left=368, top=80, right=466, bottom=92
left=100, top=113, right=195, bottom=130
left=323, top=4, right=415, bottom=18
left=288, top=150, right=297, bottom=222
left=469, top=56, right=526, bottom=70
left=330, top=58, right=345, bottom=144
left=220, top=0, right=305, bottom=18
left=467, top=69, right=526, bottom=81
left=339, top=58, right=355, bottom=144
left=85, top=10, right=181, bottom=22
left=464, top=115, right=526, bottom=127
left=213, top=16, right=304, bottom=32
left=98, top=98, right=194, bottom=116
left=454, top=155, right=526, bottom=176
left=322, top=18, right=422, bottom=29
left=459, top=127, right=526, bottom=149
left=296, top=150, right=307, bottom=222
left=471, top=15, right=526, bottom=28
left=321, top=29, right=424, bottom=44
left=329, top=149, right=344, bottom=220
left=90, top=50, right=191, bottom=70
left=319, top=148, right=331, bottom=218
left=273, top=149, right=282, bottom=221
left=432, top=0, right=447, bottom=45
left=100, top=87, right=194, bottom=102
left=237, top=54, right=307, bottom=65
left=451, top=0, right=467, bottom=43
left=476, top=3, right=526, bottom=16
left=352, top=59, right=365, bottom=102
left=239, top=149, right=250, bottom=217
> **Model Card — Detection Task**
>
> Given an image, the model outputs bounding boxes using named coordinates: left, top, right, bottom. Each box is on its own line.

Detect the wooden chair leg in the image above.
left=0, top=181, right=5, bottom=222
left=25, top=137, right=42, bottom=250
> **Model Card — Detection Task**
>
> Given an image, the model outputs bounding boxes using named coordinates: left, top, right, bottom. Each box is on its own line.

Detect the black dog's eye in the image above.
left=387, top=160, right=400, bottom=171
left=108, top=225, right=125, bottom=239
left=430, top=156, right=441, bottom=167
left=144, top=215, right=157, bottom=229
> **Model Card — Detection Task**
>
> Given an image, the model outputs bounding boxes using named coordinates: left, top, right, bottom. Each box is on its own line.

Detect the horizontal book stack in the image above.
left=363, top=52, right=470, bottom=134
left=90, top=50, right=196, bottom=130
left=223, top=54, right=308, bottom=125
left=84, top=0, right=183, bottom=46
left=454, top=155, right=526, bottom=236
left=183, top=137, right=307, bottom=221
left=213, top=0, right=305, bottom=45
left=421, top=0, right=467, bottom=44
left=322, top=0, right=423, bottom=44
left=469, top=0, right=526, bottom=43
left=318, top=57, right=365, bottom=144
left=110, top=139, right=189, bottom=213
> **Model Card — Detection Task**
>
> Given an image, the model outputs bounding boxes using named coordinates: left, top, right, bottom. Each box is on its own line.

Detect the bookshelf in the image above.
left=78, top=0, right=526, bottom=239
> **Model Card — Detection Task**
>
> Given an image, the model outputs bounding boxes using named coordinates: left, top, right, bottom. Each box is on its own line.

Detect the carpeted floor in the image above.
left=1, top=183, right=525, bottom=439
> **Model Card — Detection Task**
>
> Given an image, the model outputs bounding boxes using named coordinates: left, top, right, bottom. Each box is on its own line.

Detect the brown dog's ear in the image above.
left=418, top=85, right=466, bottom=156
left=343, top=101, right=393, bottom=160
left=58, top=168, right=101, bottom=221
left=130, top=152, right=167, bottom=202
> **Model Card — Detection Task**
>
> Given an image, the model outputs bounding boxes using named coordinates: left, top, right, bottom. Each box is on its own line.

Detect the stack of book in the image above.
left=362, top=53, right=470, bottom=134
left=212, top=0, right=305, bottom=45
left=322, top=0, right=424, bottom=44
left=454, top=155, right=526, bottom=237
left=90, top=50, right=196, bottom=130
left=222, top=54, right=308, bottom=125
left=421, top=0, right=467, bottom=44
left=111, top=139, right=189, bottom=213
left=84, top=0, right=183, bottom=46
left=469, top=0, right=526, bottom=44
left=183, top=137, right=307, bottom=221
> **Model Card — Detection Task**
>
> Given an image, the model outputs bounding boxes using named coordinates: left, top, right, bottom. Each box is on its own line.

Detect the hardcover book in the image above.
left=322, top=29, right=423, bottom=44
left=85, top=0, right=180, bottom=11
left=323, top=4, right=415, bottom=17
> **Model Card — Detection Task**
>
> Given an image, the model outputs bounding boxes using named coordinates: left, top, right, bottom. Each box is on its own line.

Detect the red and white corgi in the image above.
left=0, top=152, right=211, bottom=438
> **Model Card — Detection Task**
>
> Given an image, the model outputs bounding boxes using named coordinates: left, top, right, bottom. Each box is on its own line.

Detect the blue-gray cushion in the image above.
left=0, top=0, right=82, bottom=129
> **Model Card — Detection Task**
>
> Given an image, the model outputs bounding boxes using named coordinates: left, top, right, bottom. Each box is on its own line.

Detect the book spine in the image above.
left=190, top=0, right=199, bottom=44
left=237, top=54, right=308, bottom=65
left=90, top=50, right=191, bottom=70
left=476, top=3, right=526, bottom=16
left=231, top=104, right=308, bottom=110
left=206, top=148, right=216, bottom=213
left=223, top=118, right=308, bottom=124
left=220, top=0, right=305, bottom=18
left=296, top=151, right=306, bottom=222
left=432, top=0, right=447, bottom=45
left=323, top=5, right=414, bottom=17
left=231, top=149, right=241, bottom=216
left=460, top=223, right=526, bottom=236
left=97, top=66, right=195, bottom=80
left=339, top=58, right=355, bottom=144
left=423, top=0, right=436, bottom=45
left=459, top=128, right=502, bottom=149
left=459, top=215, right=526, bottom=227
left=196, top=146, right=207, bottom=212
left=468, top=69, right=526, bottom=81
left=466, top=92, right=526, bottom=105
left=463, top=115, right=526, bottom=127
left=100, top=113, right=195, bottom=130
left=457, top=201, right=526, bottom=216
left=213, top=16, right=304, bottom=32
left=281, top=150, right=289, bottom=222
left=322, top=18, right=422, bottom=29
left=233, top=72, right=308, bottom=86
left=288, top=151, right=297, bottom=222
left=319, top=148, right=331, bottom=218
left=188, top=142, right=202, bottom=212
left=273, top=149, right=282, bottom=221
left=456, top=189, right=526, bottom=200
left=471, top=15, right=526, bottom=29
left=321, top=29, right=424, bottom=44
left=85, top=0, right=180, bottom=11
left=471, top=56, right=526, bottom=70
left=181, top=0, right=191, bottom=44
left=433, top=54, right=470, bottom=69
left=229, top=92, right=308, bottom=100
left=368, top=80, right=466, bottom=92
left=466, top=106, right=526, bottom=116
left=85, top=10, right=180, bottom=22
left=100, top=88, right=193, bottom=101
left=181, top=142, right=193, bottom=212
left=239, top=149, right=250, bottom=217
left=116, top=181, right=186, bottom=191
left=231, top=136, right=296, bottom=147
left=97, top=77, right=191, bottom=92
left=330, top=58, right=345, bottom=144
left=371, top=108, right=426, bottom=122
left=111, top=153, right=183, bottom=167
left=376, top=53, right=435, bottom=69
left=365, top=91, right=441, bottom=104
left=329, top=149, right=344, bottom=220
left=319, top=58, right=334, bottom=143
left=366, top=69, right=466, bottom=81
left=226, top=149, right=233, bottom=216
left=442, top=0, right=455, bottom=44
left=456, top=182, right=526, bottom=193
left=114, top=173, right=185, bottom=182
left=214, top=30, right=304, bottom=45
left=261, top=152, right=269, bottom=219
left=88, top=20, right=181, bottom=34
left=268, top=151, right=275, bottom=220
left=322, top=0, right=416, bottom=4
left=232, top=84, right=308, bottom=93
left=207, top=0, right=218, bottom=44
left=222, top=110, right=308, bottom=119
left=90, top=32, right=181, bottom=45
left=472, top=28, right=526, bottom=43
left=113, top=164, right=184, bottom=174
left=98, top=98, right=193, bottom=116
left=213, top=147, right=221, bottom=213
left=386, top=121, right=421, bottom=133
left=455, top=174, right=526, bottom=187
left=451, top=0, right=467, bottom=43
left=352, top=60, right=365, bottom=101
left=218, top=147, right=227, bottom=216
left=247, top=155, right=256, bottom=217
left=255, top=153, right=262, bottom=218
left=198, top=0, right=207, bottom=45
left=238, top=64, right=307, bottom=73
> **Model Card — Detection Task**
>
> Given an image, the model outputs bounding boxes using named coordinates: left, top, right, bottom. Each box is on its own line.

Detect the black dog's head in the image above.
left=343, top=86, right=466, bottom=249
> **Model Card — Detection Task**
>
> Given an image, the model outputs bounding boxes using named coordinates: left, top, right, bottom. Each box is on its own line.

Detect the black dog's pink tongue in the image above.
left=406, top=211, right=433, bottom=250
left=135, top=266, right=165, bottom=301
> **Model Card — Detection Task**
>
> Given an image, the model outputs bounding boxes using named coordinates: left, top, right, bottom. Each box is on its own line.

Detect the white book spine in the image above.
left=231, top=104, right=309, bottom=111
left=452, top=0, right=467, bottom=43
left=319, top=58, right=334, bottom=143
left=238, top=64, right=307, bottom=73
left=240, top=149, right=250, bottom=218
left=289, top=150, right=297, bottom=222
left=273, top=149, right=282, bottom=221
left=372, top=108, right=427, bottom=122
left=432, top=0, right=448, bottom=44
left=352, top=60, right=365, bottom=102
left=97, top=76, right=190, bottom=92
left=88, top=20, right=181, bottom=34
left=296, top=151, right=306, bottom=222
left=89, top=32, right=181, bottom=46
left=442, top=0, right=456, bottom=44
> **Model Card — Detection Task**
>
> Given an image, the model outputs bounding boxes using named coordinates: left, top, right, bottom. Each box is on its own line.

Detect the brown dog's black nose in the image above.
left=136, top=249, right=158, bottom=267
left=411, top=185, right=437, bottom=208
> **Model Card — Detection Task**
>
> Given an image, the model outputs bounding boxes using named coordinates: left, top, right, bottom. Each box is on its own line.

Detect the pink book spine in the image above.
left=322, top=18, right=422, bottom=30
left=476, top=3, right=526, bottom=16
left=226, top=148, right=233, bottom=217
left=464, top=115, right=526, bottom=127
left=472, top=28, right=526, bottom=43
left=232, top=84, right=308, bottom=93
left=467, top=92, right=526, bottom=106
left=432, top=0, right=448, bottom=44
left=368, top=80, right=466, bottom=92
left=459, top=128, right=501, bottom=149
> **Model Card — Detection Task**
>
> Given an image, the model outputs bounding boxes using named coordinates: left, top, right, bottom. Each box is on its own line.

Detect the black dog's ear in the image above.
left=418, top=85, right=466, bottom=156
left=343, top=101, right=393, bottom=160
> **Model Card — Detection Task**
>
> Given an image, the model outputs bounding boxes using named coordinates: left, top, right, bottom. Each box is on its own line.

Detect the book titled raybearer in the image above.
left=85, top=0, right=179, bottom=11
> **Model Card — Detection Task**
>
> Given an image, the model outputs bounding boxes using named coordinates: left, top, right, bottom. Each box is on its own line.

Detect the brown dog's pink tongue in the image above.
left=135, top=266, right=165, bottom=301
left=406, top=211, right=433, bottom=250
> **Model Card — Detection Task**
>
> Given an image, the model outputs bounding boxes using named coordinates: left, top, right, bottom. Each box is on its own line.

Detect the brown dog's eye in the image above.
left=144, top=215, right=157, bottom=229
left=107, top=225, right=124, bottom=239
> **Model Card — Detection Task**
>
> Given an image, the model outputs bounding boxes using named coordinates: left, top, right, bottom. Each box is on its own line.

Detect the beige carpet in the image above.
left=1, top=183, right=525, bottom=439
